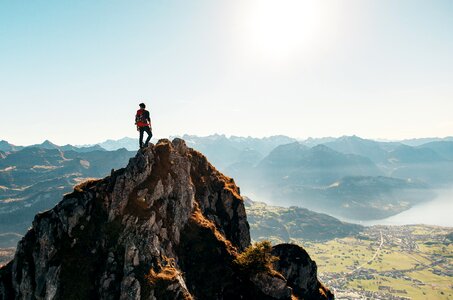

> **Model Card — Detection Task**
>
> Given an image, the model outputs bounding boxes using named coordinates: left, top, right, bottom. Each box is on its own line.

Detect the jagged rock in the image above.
left=250, top=272, right=292, bottom=299
left=0, top=139, right=332, bottom=300
left=272, top=244, right=334, bottom=300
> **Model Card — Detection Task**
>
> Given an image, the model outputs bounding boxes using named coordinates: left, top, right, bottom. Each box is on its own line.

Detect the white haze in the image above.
left=337, top=187, right=453, bottom=227
left=242, top=187, right=453, bottom=228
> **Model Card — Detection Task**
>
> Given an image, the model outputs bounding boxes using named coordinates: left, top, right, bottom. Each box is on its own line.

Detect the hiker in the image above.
left=135, top=103, right=152, bottom=148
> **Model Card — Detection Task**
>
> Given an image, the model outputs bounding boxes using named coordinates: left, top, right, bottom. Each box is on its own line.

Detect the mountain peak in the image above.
left=41, top=140, right=58, bottom=147
left=0, top=140, right=21, bottom=152
left=0, top=138, right=332, bottom=299
left=336, top=135, right=369, bottom=143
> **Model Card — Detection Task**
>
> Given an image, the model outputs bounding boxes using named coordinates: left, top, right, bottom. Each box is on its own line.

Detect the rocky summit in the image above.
left=0, top=139, right=333, bottom=300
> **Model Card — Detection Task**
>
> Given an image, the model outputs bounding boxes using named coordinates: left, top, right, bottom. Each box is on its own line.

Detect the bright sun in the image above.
left=243, top=0, right=329, bottom=64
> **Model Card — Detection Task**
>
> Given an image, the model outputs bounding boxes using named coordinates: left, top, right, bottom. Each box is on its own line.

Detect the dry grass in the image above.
left=190, top=202, right=237, bottom=255
left=145, top=256, right=180, bottom=285
left=210, top=167, right=242, bottom=200
left=145, top=256, right=193, bottom=300
left=73, top=178, right=102, bottom=192
left=318, top=281, right=334, bottom=299
left=189, top=149, right=243, bottom=201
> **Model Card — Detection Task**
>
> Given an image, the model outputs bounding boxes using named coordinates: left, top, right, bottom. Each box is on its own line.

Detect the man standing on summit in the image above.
left=135, top=103, right=152, bottom=149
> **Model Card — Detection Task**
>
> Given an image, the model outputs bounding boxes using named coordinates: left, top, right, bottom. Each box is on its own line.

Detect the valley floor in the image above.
left=300, top=225, right=453, bottom=300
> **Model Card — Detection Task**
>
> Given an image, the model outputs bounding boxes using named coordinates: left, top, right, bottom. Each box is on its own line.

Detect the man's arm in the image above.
left=146, top=111, right=152, bottom=129
left=135, top=112, right=140, bottom=130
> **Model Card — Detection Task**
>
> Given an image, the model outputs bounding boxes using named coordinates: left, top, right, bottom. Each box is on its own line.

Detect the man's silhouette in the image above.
left=135, top=103, right=152, bottom=148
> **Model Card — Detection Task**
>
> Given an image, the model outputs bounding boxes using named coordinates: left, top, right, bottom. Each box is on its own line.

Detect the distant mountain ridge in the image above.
left=95, top=137, right=138, bottom=151
left=417, top=141, right=453, bottom=161
left=256, top=143, right=381, bottom=186
left=0, top=145, right=135, bottom=247
left=0, top=141, right=23, bottom=152
left=2, top=134, right=453, bottom=225
left=398, top=136, right=453, bottom=146
left=181, top=134, right=297, bottom=170
left=387, top=144, right=445, bottom=163
left=4, top=135, right=453, bottom=153
left=229, top=140, right=438, bottom=220
left=321, top=135, right=389, bottom=162
left=0, top=140, right=106, bottom=153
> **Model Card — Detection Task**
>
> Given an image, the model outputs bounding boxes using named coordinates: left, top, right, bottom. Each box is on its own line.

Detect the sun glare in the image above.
left=243, top=0, right=329, bottom=64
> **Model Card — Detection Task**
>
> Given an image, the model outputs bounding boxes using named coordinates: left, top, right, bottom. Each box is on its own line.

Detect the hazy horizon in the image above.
left=2, top=133, right=453, bottom=148
left=1, top=0, right=452, bottom=145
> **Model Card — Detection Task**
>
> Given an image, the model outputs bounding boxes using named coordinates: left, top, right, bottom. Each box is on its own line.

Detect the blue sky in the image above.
left=0, top=0, right=452, bottom=145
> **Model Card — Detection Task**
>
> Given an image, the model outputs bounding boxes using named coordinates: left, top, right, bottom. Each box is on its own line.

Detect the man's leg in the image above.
left=139, top=127, right=145, bottom=148
left=144, top=126, right=152, bottom=146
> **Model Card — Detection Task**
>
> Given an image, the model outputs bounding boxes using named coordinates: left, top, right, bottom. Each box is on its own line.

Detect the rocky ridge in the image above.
left=0, top=139, right=332, bottom=299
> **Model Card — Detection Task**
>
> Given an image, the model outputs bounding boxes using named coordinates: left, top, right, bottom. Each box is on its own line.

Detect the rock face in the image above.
left=0, top=139, right=332, bottom=300
left=272, top=244, right=334, bottom=300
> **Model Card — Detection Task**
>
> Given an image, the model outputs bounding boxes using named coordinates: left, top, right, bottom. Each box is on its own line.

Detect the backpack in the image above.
left=136, top=110, right=147, bottom=124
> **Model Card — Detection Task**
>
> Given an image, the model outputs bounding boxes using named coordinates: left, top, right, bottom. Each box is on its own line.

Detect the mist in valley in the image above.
left=347, top=187, right=453, bottom=227
left=242, top=185, right=453, bottom=227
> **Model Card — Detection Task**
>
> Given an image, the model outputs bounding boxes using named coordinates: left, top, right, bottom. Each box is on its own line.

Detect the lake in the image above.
left=338, top=188, right=453, bottom=227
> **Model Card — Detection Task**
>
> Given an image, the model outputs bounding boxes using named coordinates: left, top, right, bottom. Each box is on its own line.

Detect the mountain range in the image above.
left=0, top=140, right=105, bottom=153
left=1, top=134, right=452, bottom=225
left=228, top=137, right=452, bottom=219
left=0, top=144, right=135, bottom=247
left=84, top=134, right=453, bottom=181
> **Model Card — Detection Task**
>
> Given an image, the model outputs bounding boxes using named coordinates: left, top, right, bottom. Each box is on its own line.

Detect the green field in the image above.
left=298, top=225, right=453, bottom=300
